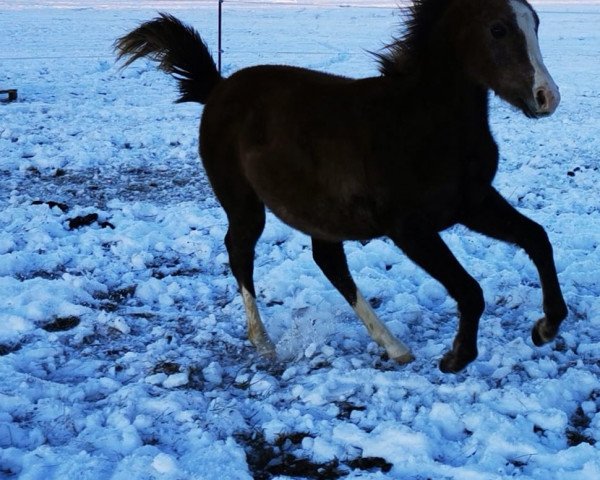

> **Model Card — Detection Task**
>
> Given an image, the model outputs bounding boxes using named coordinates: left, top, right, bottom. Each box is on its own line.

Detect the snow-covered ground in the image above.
left=1, top=1, right=600, bottom=478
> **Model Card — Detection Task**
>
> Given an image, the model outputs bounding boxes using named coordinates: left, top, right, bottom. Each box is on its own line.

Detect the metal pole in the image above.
left=218, top=0, right=223, bottom=73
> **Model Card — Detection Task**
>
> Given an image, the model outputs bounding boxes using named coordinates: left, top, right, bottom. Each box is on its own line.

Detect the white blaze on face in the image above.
left=509, top=0, right=560, bottom=114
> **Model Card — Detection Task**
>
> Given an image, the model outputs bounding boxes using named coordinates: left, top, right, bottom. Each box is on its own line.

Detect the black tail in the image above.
left=115, top=13, right=222, bottom=104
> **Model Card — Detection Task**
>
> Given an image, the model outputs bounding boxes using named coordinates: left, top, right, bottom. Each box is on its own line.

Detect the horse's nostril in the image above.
left=536, top=88, right=548, bottom=109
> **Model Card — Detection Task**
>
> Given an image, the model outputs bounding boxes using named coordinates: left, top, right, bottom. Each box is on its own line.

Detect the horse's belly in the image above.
left=243, top=147, right=381, bottom=240
left=269, top=203, right=379, bottom=241
left=260, top=187, right=381, bottom=241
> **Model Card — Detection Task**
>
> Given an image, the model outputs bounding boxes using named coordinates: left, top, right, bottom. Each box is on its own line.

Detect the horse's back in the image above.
left=200, top=64, right=359, bottom=144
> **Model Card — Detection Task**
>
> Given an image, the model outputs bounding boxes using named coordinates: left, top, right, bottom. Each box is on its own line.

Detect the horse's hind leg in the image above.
left=224, top=196, right=276, bottom=358
left=312, top=238, right=414, bottom=363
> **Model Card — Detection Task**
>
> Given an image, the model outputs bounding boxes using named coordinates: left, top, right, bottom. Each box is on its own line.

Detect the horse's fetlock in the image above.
left=547, top=299, right=568, bottom=322
left=459, top=280, right=485, bottom=318
left=440, top=337, right=478, bottom=373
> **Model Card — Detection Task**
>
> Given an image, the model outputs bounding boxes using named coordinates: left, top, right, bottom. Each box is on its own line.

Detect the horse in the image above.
left=115, top=0, right=568, bottom=373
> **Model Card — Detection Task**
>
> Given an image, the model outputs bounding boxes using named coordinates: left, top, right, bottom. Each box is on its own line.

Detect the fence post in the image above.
left=218, top=0, right=223, bottom=73
left=0, top=89, right=17, bottom=103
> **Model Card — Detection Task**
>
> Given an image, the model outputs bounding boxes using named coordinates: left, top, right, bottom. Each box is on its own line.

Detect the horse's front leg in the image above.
left=461, top=187, right=568, bottom=346
left=392, top=224, right=485, bottom=373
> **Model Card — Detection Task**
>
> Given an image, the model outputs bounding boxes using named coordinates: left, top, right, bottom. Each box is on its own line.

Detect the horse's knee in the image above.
left=532, top=221, right=549, bottom=242
left=523, top=220, right=553, bottom=257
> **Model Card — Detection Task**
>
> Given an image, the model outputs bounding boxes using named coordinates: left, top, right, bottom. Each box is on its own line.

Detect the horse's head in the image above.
left=449, top=0, right=559, bottom=118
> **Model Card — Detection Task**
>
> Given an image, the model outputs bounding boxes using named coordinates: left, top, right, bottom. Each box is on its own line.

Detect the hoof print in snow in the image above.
left=368, top=297, right=382, bottom=309
left=31, top=200, right=69, bottom=212
left=42, top=316, right=81, bottom=332
left=97, top=285, right=136, bottom=311
left=335, top=401, right=366, bottom=420
left=105, top=285, right=136, bottom=302
left=153, top=361, right=181, bottom=375
left=566, top=406, right=596, bottom=447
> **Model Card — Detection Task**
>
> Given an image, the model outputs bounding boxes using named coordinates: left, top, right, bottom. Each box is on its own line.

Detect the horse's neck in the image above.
left=415, top=54, right=489, bottom=122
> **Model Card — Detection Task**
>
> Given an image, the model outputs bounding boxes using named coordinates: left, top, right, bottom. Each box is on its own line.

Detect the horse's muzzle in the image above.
left=531, top=82, right=560, bottom=117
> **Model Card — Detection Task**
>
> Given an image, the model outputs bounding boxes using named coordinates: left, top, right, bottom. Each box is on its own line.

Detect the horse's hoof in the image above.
left=439, top=349, right=476, bottom=374
left=260, top=347, right=277, bottom=360
left=260, top=348, right=277, bottom=360
left=531, top=317, right=557, bottom=347
left=392, top=351, right=415, bottom=365
left=254, top=339, right=277, bottom=360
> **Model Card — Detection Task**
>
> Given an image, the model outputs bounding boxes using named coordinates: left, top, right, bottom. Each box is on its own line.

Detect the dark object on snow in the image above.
left=67, top=213, right=99, bottom=229
left=0, top=343, right=22, bottom=356
left=42, top=316, right=81, bottom=332
left=116, top=0, right=567, bottom=374
left=0, top=89, right=17, bottom=103
left=31, top=200, right=70, bottom=212
left=99, top=220, right=115, bottom=229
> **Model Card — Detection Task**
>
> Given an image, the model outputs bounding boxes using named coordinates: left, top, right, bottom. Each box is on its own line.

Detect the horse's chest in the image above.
left=403, top=141, right=498, bottom=227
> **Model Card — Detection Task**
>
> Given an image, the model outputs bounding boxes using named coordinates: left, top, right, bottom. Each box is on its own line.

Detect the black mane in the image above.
left=376, top=0, right=454, bottom=76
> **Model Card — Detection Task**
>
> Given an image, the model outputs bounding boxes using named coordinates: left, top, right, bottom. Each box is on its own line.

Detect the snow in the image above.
left=1, top=0, right=600, bottom=478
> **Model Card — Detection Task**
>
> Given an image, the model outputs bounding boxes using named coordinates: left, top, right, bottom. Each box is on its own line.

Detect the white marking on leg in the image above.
left=353, top=290, right=414, bottom=363
left=241, top=286, right=276, bottom=357
left=510, top=0, right=560, bottom=114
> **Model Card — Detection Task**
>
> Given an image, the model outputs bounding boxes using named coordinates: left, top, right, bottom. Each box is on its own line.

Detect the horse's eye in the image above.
left=490, top=23, right=507, bottom=39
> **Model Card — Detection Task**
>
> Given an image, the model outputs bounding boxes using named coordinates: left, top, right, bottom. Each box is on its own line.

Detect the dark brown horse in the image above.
left=116, top=0, right=567, bottom=373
